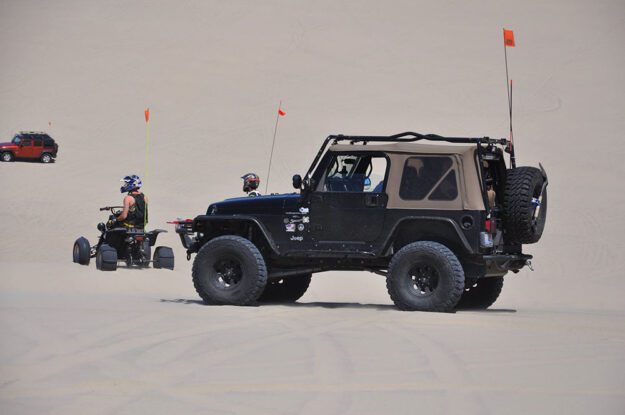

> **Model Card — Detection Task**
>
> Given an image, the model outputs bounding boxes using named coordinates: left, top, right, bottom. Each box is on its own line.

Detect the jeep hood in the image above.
left=0, top=141, right=16, bottom=148
left=207, top=193, right=302, bottom=215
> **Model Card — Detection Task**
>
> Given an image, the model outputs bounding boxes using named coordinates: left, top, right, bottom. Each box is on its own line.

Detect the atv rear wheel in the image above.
left=73, top=237, right=91, bottom=265
left=503, top=166, right=547, bottom=244
left=456, top=276, right=504, bottom=310
left=387, top=241, right=464, bottom=312
left=258, top=273, right=312, bottom=303
left=96, top=244, right=117, bottom=271
left=153, top=246, right=174, bottom=270
left=192, top=236, right=267, bottom=306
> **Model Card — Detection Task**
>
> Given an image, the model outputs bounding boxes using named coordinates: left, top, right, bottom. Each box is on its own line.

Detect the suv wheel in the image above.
left=387, top=241, right=464, bottom=312
left=192, top=236, right=267, bottom=305
left=1, top=152, right=14, bottom=162
left=258, top=273, right=312, bottom=303
left=503, top=166, right=547, bottom=244
left=456, top=277, right=504, bottom=310
left=40, top=153, right=53, bottom=163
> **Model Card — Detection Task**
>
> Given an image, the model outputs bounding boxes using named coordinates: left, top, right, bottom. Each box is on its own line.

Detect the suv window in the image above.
left=399, top=156, right=458, bottom=201
left=20, top=138, right=32, bottom=146
left=33, top=138, right=42, bottom=146
left=321, top=154, right=388, bottom=192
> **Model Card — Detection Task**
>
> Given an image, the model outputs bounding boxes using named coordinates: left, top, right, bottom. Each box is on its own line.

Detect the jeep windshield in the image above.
left=12, top=135, right=21, bottom=145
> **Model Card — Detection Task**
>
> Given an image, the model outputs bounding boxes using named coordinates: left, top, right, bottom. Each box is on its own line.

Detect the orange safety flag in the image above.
left=278, top=107, right=286, bottom=117
left=503, top=29, right=515, bottom=47
left=144, top=108, right=150, bottom=123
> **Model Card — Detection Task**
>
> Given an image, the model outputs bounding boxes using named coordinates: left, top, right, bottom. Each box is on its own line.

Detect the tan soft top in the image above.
left=328, top=142, right=485, bottom=211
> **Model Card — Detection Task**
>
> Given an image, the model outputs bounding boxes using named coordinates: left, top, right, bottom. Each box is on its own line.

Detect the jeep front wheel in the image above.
left=258, top=273, right=312, bottom=303
left=192, top=235, right=267, bottom=305
left=1, top=152, right=14, bottom=162
left=387, top=241, right=464, bottom=312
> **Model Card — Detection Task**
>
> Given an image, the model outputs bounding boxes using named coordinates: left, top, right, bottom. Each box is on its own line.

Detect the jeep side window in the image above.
left=399, top=156, right=457, bottom=200
left=20, top=138, right=32, bottom=146
left=321, top=154, right=387, bottom=192
left=33, top=138, right=42, bottom=146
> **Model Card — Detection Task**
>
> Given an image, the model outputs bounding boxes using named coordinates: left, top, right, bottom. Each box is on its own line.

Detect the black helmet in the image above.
left=241, top=173, right=260, bottom=193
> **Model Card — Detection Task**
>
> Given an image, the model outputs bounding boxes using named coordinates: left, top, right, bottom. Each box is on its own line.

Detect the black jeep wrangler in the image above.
left=174, top=132, right=547, bottom=311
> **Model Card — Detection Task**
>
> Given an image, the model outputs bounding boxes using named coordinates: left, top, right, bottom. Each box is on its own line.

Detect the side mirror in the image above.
left=292, top=174, right=302, bottom=189
left=97, top=222, right=106, bottom=232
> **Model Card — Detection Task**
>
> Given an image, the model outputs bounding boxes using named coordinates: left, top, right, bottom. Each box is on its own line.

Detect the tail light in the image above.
left=484, top=218, right=496, bottom=234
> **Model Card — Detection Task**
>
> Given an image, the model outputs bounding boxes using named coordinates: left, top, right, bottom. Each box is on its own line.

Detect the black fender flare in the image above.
left=380, top=216, right=475, bottom=255
left=193, top=215, right=281, bottom=255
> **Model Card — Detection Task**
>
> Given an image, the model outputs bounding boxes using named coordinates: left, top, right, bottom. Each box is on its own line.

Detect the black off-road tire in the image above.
left=1, top=152, right=14, bottom=162
left=456, top=277, right=504, bottom=310
left=192, top=235, right=267, bottom=306
left=153, top=246, right=174, bottom=270
left=40, top=153, right=53, bottom=163
left=258, top=273, right=312, bottom=303
left=73, top=237, right=91, bottom=265
left=387, top=241, right=464, bottom=312
left=96, top=244, right=118, bottom=271
left=503, top=166, right=547, bottom=244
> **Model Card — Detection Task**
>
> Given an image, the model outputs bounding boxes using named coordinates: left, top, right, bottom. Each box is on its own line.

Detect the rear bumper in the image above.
left=483, top=253, right=533, bottom=276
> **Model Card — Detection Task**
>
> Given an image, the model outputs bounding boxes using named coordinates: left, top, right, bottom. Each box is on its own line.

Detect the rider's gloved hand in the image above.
left=106, top=218, right=117, bottom=229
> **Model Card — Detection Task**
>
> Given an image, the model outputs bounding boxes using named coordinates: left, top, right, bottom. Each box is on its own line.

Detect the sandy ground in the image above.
left=1, top=0, right=625, bottom=413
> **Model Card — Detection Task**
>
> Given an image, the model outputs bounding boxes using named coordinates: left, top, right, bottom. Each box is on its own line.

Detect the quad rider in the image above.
left=242, top=173, right=261, bottom=197
left=109, top=175, right=149, bottom=229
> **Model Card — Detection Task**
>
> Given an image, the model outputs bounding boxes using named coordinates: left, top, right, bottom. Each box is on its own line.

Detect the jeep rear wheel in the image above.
left=258, top=273, right=312, bottom=303
left=503, top=166, right=547, bottom=244
left=192, top=236, right=267, bottom=306
left=387, top=241, right=464, bottom=312
left=40, top=153, right=52, bottom=163
left=456, top=276, right=504, bottom=310
left=1, top=152, right=14, bottom=162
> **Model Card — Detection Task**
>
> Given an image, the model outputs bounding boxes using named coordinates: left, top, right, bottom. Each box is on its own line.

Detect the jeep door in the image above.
left=309, top=152, right=389, bottom=244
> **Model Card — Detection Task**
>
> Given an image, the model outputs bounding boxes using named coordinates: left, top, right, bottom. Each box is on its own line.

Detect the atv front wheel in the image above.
left=258, top=273, right=312, bottom=303
left=96, top=244, right=118, bottom=271
left=387, top=241, right=464, bottom=312
left=73, top=237, right=91, bottom=265
left=192, top=236, right=267, bottom=306
left=455, top=276, right=504, bottom=310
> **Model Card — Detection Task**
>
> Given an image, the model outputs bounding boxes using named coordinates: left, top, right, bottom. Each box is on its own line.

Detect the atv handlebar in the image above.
left=99, top=206, right=124, bottom=212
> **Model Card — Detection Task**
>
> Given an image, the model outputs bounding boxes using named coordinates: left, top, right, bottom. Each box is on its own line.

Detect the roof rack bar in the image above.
left=328, top=132, right=508, bottom=146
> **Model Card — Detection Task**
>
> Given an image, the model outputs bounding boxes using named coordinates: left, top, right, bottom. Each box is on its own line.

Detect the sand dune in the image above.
left=1, top=1, right=625, bottom=413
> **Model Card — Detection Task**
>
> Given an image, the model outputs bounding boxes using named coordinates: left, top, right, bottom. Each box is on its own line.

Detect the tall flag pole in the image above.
left=503, top=28, right=516, bottom=168
left=144, top=107, right=150, bottom=229
left=265, top=101, right=286, bottom=194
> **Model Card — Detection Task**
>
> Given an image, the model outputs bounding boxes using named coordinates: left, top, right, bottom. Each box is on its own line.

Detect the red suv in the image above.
left=0, top=131, right=59, bottom=163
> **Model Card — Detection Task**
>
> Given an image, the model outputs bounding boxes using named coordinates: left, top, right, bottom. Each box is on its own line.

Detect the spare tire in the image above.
left=502, top=166, right=547, bottom=244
